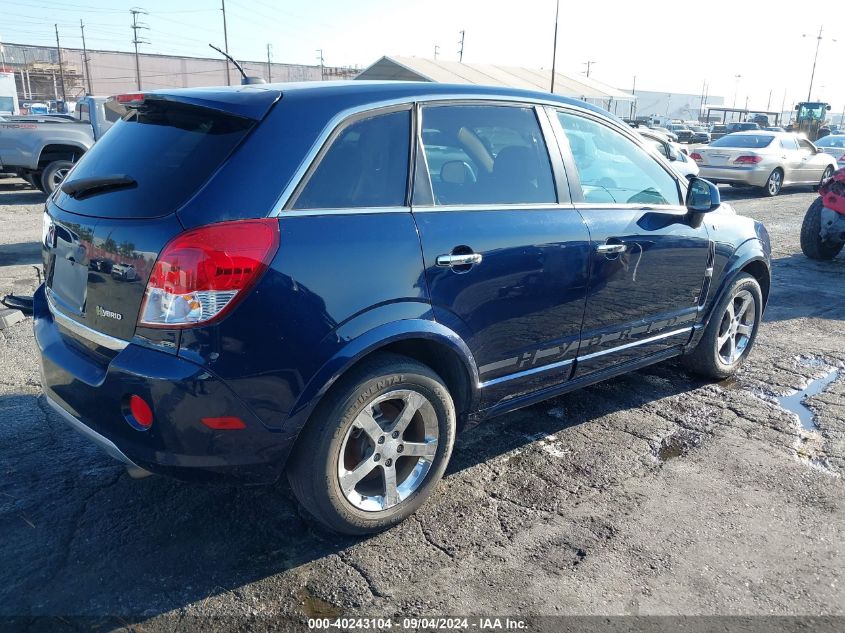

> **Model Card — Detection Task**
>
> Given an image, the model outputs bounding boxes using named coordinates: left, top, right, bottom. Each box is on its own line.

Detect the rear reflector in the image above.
left=129, top=395, right=154, bottom=429
left=201, top=416, right=246, bottom=430
left=734, top=155, right=763, bottom=164
left=139, top=219, right=279, bottom=328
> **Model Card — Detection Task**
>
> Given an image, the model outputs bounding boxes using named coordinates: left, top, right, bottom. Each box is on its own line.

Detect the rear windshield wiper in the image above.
left=61, top=175, right=137, bottom=199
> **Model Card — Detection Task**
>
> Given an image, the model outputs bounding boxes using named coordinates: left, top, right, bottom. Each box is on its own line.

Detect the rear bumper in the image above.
left=698, top=165, right=770, bottom=187
left=34, top=285, right=292, bottom=483
left=45, top=395, right=152, bottom=478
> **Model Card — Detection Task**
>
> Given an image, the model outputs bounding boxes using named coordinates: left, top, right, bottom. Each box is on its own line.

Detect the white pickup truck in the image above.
left=0, top=96, right=125, bottom=193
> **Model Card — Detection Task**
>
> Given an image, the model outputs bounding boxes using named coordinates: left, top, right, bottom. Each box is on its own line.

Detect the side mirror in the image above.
left=686, top=177, right=720, bottom=213
left=667, top=145, right=679, bottom=161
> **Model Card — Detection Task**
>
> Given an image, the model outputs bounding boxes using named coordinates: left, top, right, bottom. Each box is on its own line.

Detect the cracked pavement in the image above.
left=0, top=176, right=843, bottom=628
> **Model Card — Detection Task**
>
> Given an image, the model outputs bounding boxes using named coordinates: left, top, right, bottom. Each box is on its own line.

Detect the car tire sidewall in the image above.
left=290, top=357, right=456, bottom=534
left=800, top=197, right=845, bottom=260
left=40, top=160, right=74, bottom=194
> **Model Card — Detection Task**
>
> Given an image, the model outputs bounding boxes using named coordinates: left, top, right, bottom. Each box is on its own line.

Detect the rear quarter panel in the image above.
left=177, top=212, right=435, bottom=438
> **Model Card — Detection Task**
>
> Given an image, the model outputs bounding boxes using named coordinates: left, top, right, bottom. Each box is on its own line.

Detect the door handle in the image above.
left=596, top=243, right=626, bottom=255
left=436, top=253, right=482, bottom=267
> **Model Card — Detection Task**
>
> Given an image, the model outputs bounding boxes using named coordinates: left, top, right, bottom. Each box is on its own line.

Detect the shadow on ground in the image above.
left=0, top=360, right=704, bottom=619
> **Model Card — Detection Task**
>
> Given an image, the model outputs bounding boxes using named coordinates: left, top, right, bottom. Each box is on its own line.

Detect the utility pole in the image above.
left=630, top=75, right=636, bottom=119
left=130, top=8, right=149, bottom=91
left=766, top=88, right=772, bottom=111
left=732, top=74, right=742, bottom=109
left=221, top=0, right=231, bottom=85
left=80, top=20, right=93, bottom=94
left=54, top=24, right=67, bottom=106
left=316, top=49, right=325, bottom=80
left=266, top=43, right=272, bottom=82
left=434, top=45, right=439, bottom=60
left=550, top=0, right=559, bottom=93
left=802, top=25, right=834, bottom=102
left=583, top=60, right=596, bottom=77
left=458, top=30, right=465, bottom=62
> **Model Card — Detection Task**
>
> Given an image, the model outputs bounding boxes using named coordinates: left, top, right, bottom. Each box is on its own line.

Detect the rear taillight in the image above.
left=839, top=155, right=845, bottom=163
left=734, top=155, right=763, bottom=164
left=138, top=219, right=279, bottom=328
left=690, top=152, right=703, bottom=162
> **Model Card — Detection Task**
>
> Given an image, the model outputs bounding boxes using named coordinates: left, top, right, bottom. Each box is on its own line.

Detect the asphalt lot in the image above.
left=0, top=176, right=843, bottom=629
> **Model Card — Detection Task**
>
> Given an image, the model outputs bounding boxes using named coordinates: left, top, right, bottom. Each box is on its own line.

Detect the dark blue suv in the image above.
left=35, top=82, right=771, bottom=534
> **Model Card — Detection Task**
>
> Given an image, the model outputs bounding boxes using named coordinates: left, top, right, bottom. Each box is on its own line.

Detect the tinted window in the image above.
left=420, top=105, right=556, bottom=205
left=780, top=137, right=799, bottom=150
left=816, top=136, right=845, bottom=148
left=710, top=134, right=774, bottom=148
left=557, top=111, right=681, bottom=206
left=56, top=100, right=254, bottom=218
left=294, top=109, right=410, bottom=209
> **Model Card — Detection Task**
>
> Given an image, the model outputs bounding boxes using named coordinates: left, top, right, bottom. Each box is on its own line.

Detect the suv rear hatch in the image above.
left=44, top=88, right=281, bottom=344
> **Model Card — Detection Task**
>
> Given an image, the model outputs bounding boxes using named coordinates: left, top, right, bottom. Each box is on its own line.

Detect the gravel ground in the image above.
left=0, top=176, right=843, bottom=630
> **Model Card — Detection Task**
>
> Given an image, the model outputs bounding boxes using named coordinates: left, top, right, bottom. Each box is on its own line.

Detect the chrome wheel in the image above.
left=716, top=289, right=755, bottom=365
left=766, top=170, right=782, bottom=196
left=337, top=389, right=439, bottom=512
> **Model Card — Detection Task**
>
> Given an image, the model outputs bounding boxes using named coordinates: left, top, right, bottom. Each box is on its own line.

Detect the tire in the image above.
left=25, top=172, right=46, bottom=193
left=762, top=168, right=783, bottom=197
left=813, top=165, right=834, bottom=192
left=287, top=353, right=456, bottom=535
left=40, top=160, right=74, bottom=194
left=801, top=197, right=845, bottom=260
left=682, top=273, right=763, bottom=380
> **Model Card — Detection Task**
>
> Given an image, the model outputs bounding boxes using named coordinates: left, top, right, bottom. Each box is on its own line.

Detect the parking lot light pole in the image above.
left=732, top=74, right=741, bottom=109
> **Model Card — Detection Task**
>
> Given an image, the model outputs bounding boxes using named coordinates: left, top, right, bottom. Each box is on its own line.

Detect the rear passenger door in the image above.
left=412, top=103, right=591, bottom=407
left=550, top=108, right=711, bottom=377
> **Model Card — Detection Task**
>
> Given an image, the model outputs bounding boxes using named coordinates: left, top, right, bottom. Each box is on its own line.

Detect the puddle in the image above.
left=775, top=367, right=842, bottom=477
left=655, top=429, right=704, bottom=462
left=777, top=369, right=841, bottom=432
left=297, top=588, right=343, bottom=619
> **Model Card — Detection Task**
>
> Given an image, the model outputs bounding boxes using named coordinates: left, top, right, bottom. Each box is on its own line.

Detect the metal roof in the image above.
left=356, top=56, right=635, bottom=103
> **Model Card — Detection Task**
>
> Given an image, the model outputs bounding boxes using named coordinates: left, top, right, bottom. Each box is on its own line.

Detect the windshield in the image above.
left=710, top=134, right=775, bottom=149
left=815, top=135, right=845, bottom=148
left=798, top=104, right=826, bottom=120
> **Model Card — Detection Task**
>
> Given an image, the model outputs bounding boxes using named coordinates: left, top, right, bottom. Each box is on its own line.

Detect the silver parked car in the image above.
left=637, top=129, right=699, bottom=179
left=814, top=134, right=845, bottom=170
left=691, top=131, right=837, bottom=196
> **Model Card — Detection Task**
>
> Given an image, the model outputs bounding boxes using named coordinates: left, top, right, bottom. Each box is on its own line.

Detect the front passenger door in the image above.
left=552, top=109, right=711, bottom=377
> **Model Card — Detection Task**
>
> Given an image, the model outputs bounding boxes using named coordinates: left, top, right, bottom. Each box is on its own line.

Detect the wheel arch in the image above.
left=280, top=319, right=480, bottom=464
left=687, top=239, right=770, bottom=351
left=37, top=143, right=87, bottom=169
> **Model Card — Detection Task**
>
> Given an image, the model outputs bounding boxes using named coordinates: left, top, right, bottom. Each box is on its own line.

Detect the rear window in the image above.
left=55, top=99, right=254, bottom=218
left=710, top=134, right=775, bottom=149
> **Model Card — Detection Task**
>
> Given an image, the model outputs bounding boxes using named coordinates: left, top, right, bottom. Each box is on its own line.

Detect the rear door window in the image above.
left=292, top=109, right=411, bottom=209
left=557, top=111, right=681, bottom=206
left=780, top=137, right=799, bottom=151
left=418, top=104, right=557, bottom=206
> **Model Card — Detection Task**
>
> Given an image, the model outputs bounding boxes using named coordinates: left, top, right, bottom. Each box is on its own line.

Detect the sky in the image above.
left=2, top=0, right=844, bottom=114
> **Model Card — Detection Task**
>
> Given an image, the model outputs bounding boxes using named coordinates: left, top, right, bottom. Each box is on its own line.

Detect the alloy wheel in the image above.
left=767, top=170, right=782, bottom=196
left=49, top=168, right=70, bottom=192
left=337, top=389, right=439, bottom=512
left=716, top=289, right=756, bottom=365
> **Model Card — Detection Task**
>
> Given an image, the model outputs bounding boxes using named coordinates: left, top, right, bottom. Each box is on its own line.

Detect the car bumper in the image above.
left=33, top=285, right=291, bottom=483
left=698, top=165, right=771, bottom=187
